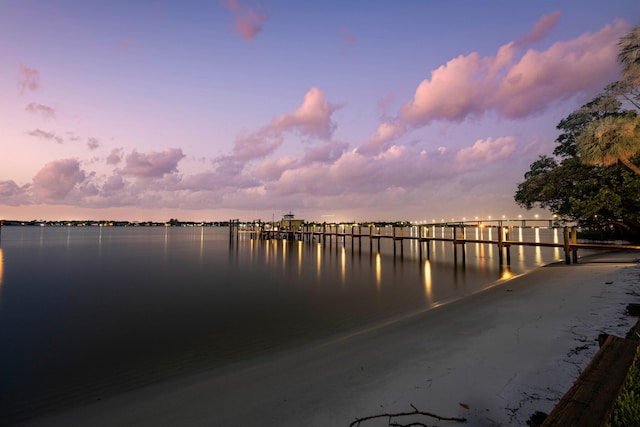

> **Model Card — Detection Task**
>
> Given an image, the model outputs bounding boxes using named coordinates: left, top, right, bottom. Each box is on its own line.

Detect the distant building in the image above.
left=279, top=212, right=304, bottom=231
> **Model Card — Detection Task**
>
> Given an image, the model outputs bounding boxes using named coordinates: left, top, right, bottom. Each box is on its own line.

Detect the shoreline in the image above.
left=25, top=252, right=640, bottom=427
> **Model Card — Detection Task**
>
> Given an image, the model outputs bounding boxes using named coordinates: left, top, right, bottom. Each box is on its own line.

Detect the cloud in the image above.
left=219, top=87, right=339, bottom=172
left=233, top=128, right=283, bottom=161
left=87, top=137, right=100, bottom=150
left=0, top=180, right=30, bottom=205
left=272, top=87, right=338, bottom=139
left=17, top=65, right=40, bottom=93
left=32, top=159, right=86, bottom=201
left=27, top=129, right=63, bottom=144
left=255, top=157, right=297, bottom=181
left=396, top=18, right=629, bottom=127
left=25, top=103, right=56, bottom=119
left=224, top=0, right=269, bottom=41
left=359, top=120, right=406, bottom=155
left=106, top=148, right=123, bottom=165
left=102, top=174, right=126, bottom=193
left=515, top=11, right=561, bottom=46
left=120, top=148, right=185, bottom=178
left=454, top=136, right=517, bottom=169
left=301, top=140, right=348, bottom=164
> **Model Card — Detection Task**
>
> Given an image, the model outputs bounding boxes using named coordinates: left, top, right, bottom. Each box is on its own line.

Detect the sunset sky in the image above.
left=1, top=1, right=638, bottom=223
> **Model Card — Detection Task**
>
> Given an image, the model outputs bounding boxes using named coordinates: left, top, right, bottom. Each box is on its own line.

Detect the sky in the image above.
left=1, top=0, right=638, bottom=223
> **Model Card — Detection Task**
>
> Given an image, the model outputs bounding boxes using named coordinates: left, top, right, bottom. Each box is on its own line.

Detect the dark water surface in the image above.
left=0, top=225, right=563, bottom=423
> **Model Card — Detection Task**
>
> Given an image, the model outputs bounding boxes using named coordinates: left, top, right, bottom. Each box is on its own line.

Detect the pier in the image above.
left=229, top=219, right=640, bottom=266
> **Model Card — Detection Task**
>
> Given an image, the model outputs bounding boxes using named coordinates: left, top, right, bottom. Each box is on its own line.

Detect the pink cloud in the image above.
left=25, top=103, right=56, bottom=119
left=359, top=120, right=406, bottom=155
left=87, top=137, right=100, bottom=150
left=224, top=0, right=269, bottom=41
left=102, top=174, right=126, bottom=193
left=492, top=20, right=627, bottom=118
left=0, top=180, right=30, bottom=205
left=301, top=140, right=348, bottom=164
left=515, top=11, right=561, bottom=46
left=120, top=148, right=185, bottom=178
left=255, top=157, right=297, bottom=181
left=106, top=148, right=123, bottom=165
left=220, top=87, right=339, bottom=170
left=27, top=129, right=63, bottom=144
left=397, top=19, right=629, bottom=126
left=454, top=136, right=516, bottom=169
left=17, top=65, right=40, bottom=93
left=32, top=158, right=86, bottom=201
left=233, top=129, right=283, bottom=161
left=272, top=87, right=338, bottom=139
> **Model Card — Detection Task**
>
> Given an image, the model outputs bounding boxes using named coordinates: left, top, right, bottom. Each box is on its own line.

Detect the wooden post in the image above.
left=571, top=226, right=578, bottom=264
left=498, top=225, right=504, bottom=265
left=393, top=226, right=397, bottom=256
left=461, top=226, right=466, bottom=264
left=505, top=227, right=511, bottom=265
left=322, top=222, right=326, bottom=245
left=369, top=225, right=373, bottom=252
left=563, top=226, right=571, bottom=264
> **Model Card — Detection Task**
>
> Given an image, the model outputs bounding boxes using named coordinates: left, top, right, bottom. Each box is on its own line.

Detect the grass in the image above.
left=608, top=345, right=640, bottom=427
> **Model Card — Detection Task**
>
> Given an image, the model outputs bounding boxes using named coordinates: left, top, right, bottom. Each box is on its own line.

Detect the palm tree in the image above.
left=577, top=114, right=640, bottom=175
left=618, top=24, right=640, bottom=84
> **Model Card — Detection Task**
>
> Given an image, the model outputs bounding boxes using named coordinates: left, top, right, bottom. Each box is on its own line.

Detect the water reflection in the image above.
left=282, top=239, right=287, bottom=270
left=375, top=252, right=382, bottom=289
left=534, top=228, right=542, bottom=264
left=422, top=259, right=432, bottom=303
left=199, top=227, right=204, bottom=266
left=0, top=248, right=4, bottom=287
left=340, top=247, right=346, bottom=285
left=297, top=241, right=303, bottom=278
left=316, top=243, right=322, bottom=279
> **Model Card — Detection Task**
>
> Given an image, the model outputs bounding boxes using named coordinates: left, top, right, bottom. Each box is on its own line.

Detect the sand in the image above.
left=29, top=253, right=640, bottom=427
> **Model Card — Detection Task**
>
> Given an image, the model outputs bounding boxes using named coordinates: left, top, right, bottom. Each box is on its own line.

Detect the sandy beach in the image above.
left=27, top=252, right=640, bottom=427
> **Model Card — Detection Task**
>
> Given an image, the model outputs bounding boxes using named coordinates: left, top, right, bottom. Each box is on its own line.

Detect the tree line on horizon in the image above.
left=515, top=24, right=640, bottom=241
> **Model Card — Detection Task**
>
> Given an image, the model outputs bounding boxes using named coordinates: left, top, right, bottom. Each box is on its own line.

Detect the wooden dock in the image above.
left=228, top=220, right=640, bottom=265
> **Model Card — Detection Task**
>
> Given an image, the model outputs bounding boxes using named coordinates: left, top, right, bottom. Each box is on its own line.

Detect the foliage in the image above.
left=577, top=114, right=640, bottom=173
left=618, top=24, right=640, bottom=85
left=608, top=346, right=640, bottom=427
left=515, top=25, right=640, bottom=240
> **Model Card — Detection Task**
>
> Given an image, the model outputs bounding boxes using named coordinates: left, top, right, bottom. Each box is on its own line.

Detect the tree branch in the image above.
left=348, top=404, right=467, bottom=427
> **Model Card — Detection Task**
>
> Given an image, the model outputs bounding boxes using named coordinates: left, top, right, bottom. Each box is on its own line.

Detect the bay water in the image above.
left=0, top=225, right=564, bottom=423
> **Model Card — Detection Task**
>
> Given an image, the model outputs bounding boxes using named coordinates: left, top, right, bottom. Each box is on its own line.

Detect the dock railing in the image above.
left=231, top=220, right=640, bottom=265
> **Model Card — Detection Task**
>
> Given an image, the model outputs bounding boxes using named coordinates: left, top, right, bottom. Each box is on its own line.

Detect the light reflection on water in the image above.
left=0, top=225, right=566, bottom=423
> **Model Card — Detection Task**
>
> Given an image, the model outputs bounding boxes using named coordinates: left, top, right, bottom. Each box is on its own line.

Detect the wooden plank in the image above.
left=542, top=335, right=637, bottom=427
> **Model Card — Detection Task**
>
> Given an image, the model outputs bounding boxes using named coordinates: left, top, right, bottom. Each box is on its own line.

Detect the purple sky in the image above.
left=1, top=1, right=638, bottom=222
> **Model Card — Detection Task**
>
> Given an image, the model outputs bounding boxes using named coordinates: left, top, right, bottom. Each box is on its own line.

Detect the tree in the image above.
left=619, top=24, right=640, bottom=84
left=515, top=24, right=640, bottom=240
left=577, top=114, right=640, bottom=175
left=575, top=25, right=640, bottom=175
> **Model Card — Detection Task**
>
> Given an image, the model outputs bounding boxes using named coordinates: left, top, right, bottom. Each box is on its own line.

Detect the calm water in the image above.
left=0, top=225, right=564, bottom=423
